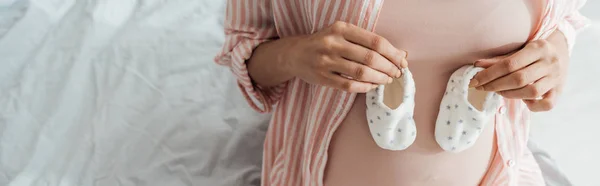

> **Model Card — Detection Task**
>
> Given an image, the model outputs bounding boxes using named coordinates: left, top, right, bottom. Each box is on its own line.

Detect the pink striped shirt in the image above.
left=215, top=0, right=589, bottom=185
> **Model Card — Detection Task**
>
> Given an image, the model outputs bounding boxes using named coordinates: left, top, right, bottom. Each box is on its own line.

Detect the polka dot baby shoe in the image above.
left=366, top=68, right=417, bottom=151
left=435, top=65, right=503, bottom=153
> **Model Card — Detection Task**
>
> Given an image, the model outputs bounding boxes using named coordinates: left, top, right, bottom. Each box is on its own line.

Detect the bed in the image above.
left=0, top=0, right=597, bottom=185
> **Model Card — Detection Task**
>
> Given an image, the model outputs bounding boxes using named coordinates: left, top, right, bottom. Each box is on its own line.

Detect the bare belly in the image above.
left=325, top=94, right=496, bottom=186
left=324, top=0, right=542, bottom=185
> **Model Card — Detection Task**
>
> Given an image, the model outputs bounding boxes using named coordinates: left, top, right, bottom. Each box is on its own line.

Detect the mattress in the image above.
left=0, top=0, right=597, bottom=185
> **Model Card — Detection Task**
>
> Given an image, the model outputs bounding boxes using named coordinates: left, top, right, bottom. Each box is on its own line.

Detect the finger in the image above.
left=324, top=72, right=376, bottom=93
left=473, top=59, right=499, bottom=68
left=523, top=89, right=557, bottom=112
left=340, top=23, right=407, bottom=69
left=474, top=51, right=518, bottom=68
left=471, top=44, right=545, bottom=87
left=498, top=76, right=555, bottom=99
left=478, top=60, right=550, bottom=92
left=330, top=58, right=392, bottom=85
left=338, top=40, right=401, bottom=78
left=474, top=55, right=507, bottom=68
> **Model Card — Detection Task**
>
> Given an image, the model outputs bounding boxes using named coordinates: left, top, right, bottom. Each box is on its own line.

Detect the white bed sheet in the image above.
left=0, top=0, right=597, bottom=186
left=1, top=0, right=268, bottom=185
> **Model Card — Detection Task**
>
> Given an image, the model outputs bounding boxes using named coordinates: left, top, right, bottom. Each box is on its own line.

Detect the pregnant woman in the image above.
left=215, top=0, right=588, bottom=185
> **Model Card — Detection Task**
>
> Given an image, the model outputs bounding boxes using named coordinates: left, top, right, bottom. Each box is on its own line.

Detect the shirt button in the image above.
left=498, top=106, right=507, bottom=115
left=507, top=159, right=516, bottom=167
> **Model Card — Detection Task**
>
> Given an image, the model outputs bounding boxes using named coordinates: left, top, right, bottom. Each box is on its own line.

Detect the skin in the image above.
left=471, top=30, right=570, bottom=112
left=247, top=21, right=407, bottom=93
left=248, top=21, right=569, bottom=113
left=325, top=0, right=539, bottom=184
left=246, top=19, right=569, bottom=184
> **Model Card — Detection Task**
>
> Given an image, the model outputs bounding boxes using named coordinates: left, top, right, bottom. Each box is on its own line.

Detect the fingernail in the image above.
left=372, top=84, right=378, bottom=89
left=396, top=69, right=402, bottom=78
left=388, top=77, right=393, bottom=84
left=469, top=79, right=479, bottom=87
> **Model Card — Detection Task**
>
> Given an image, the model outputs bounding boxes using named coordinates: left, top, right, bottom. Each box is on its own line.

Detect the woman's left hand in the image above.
left=469, top=31, right=569, bottom=112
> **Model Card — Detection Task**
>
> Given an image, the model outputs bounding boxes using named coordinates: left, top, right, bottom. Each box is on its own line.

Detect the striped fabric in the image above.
left=215, top=0, right=590, bottom=185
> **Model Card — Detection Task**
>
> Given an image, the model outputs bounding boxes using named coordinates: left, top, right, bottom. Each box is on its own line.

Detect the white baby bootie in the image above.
left=435, top=65, right=503, bottom=152
left=366, top=68, right=417, bottom=151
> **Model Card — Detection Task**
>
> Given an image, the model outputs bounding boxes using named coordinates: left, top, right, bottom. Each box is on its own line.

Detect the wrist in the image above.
left=277, top=35, right=307, bottom=77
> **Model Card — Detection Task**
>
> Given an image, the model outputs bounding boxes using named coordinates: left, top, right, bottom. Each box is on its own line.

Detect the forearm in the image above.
left=247, top=36, right=303, bottom=88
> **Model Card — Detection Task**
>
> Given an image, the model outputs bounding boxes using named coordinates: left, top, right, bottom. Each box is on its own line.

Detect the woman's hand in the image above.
left=470, top=31, right=570, bottom=112
left=284, top=21, right=408, bottom=93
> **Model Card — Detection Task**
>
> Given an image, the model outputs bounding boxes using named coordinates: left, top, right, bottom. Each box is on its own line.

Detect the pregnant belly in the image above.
left=325, top=0, right=542, bottom=185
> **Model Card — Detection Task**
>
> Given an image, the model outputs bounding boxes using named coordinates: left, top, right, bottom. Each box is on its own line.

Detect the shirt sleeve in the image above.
left=555, top=0, right=591, bottom=55
left=214, top=0, right=286, bottom=113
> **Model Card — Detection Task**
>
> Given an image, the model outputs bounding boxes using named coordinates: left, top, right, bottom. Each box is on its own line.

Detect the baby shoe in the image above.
left=366, top=68, right=417, bottom=151
left=435, top=65, right=503, bottom=152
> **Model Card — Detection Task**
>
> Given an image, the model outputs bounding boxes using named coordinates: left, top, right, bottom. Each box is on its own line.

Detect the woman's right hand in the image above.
left=284, top=21, right=408, bottom=93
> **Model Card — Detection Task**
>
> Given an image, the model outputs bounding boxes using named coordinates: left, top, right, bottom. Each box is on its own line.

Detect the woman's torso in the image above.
left=326, top=0, right=542, bottom=185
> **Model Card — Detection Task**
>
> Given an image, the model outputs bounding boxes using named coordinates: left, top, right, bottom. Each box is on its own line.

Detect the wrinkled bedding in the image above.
left=0, top=0, right=597, bottom=186
left=1, top=0, right=268, bottom=185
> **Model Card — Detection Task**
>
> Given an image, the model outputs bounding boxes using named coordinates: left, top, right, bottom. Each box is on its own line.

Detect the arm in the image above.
left=471, top=1, right=590, bottom=112
left=214, top=0, right=287, bottom=113
left=246, top=36, right=301, bottom=88
left=216, top=1, right=408, bottom=113
left=249, top=23, right=410, bottom=90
